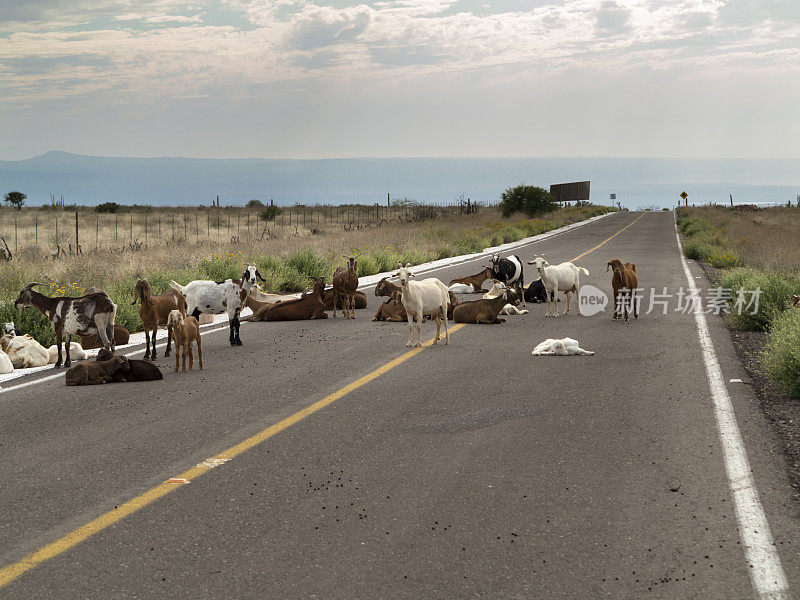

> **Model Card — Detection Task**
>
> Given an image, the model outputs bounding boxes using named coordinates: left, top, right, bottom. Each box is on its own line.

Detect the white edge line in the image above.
left=1, top=212, right=614, bottom=392
left=674, top=212, right=790, bottom=599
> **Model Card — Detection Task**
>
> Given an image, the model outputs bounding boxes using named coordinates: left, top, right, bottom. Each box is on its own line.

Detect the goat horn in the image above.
left=24, top=282, right=47, bottom=290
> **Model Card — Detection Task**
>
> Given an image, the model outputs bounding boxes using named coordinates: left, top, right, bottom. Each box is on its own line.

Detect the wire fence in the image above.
left=0, top=200, right=497, bottom=259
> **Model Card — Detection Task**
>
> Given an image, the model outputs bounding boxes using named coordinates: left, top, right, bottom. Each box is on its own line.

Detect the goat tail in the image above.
left=169, top=280, right=185, bottom=295
left=578, top=267, right=590, bottom=276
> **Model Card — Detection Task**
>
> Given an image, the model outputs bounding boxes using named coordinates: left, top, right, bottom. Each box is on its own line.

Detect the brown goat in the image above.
left=452, top=285, right=508, bottom=324
left=375, top=277, right=401, bottom=297
left=167, top=310, right=203, bottom=372
left=324, top=289, right=367, bottom=311
left=258, top=277, right=328, bottom=321
left=332, top=255, right=359, bottom=318
left=81, top=325, right=130, bottom=349
left=373, top=290, right=409, bottom=322
left=607, top=259, right=639, bottom=321
left=65, top=355, right=130, bottom=386
left=448, top=267, right=493, bottom=292
left=96, top=348, right=163, bottom=381
left=789, top=294, right=800, bottom=309
left=132, top=279, right=186, bottom=359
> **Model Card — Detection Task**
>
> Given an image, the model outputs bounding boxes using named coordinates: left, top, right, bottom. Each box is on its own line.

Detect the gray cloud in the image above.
left=595, top=1, right=631, bottom=36
left=289, top=9, right=371, bottom=50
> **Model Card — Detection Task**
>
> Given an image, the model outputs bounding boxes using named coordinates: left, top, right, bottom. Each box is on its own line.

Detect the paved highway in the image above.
left=1, top=211, right=797, bottom=599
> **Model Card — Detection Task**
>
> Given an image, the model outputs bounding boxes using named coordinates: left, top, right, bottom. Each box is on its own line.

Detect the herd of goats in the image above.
left=1, top=252, right=642, bottom=384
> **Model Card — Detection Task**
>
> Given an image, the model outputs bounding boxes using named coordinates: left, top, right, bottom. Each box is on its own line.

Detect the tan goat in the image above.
left=167, top=310, right=203, bottom=372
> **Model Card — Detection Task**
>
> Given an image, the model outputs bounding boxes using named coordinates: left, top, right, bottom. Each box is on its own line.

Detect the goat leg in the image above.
left=54, top=330, right=63, bottom=368
left=143, top=329, right=151, bottom=359
left=233, top=312, right=243, bottom=346
left=197, top=338, right=203, bottom=370
left=64, top=333, right=72, bottom=368
left=174, top=344, right=180, bottom=372
left=165, top=324, right=172, bottom=357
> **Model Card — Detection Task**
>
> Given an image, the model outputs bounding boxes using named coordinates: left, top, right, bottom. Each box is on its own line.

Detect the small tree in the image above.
left=95, top=201, right=121, bottom=213
left=246, top=199, right=265, bottom=208
left=259, top=205, right=280, bottom=222
left=499, top=185, right=556, bottom=217
left=4, top=190, right=26, bottom=211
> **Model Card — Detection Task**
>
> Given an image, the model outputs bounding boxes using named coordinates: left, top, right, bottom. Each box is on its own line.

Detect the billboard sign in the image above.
left=550, top=181, right=590, bottom=203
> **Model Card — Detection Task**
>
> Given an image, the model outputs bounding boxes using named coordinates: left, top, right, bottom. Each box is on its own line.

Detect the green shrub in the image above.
left=499, top=185, right=557, bottom=218
left=762, top=308, right=800, bottom=397
left=718, top=268, right=800, bottom=331
left=356, top=255, right=379, bottom=277
left=259, top=205, right=280, bottom=222
left=94, top=202, right=121, bottom=213
left=285, top=249, right=327, bottom=278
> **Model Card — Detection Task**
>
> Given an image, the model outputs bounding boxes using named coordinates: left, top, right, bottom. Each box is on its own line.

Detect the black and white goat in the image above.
left=490, top=254, right=526, bottom=307
left=169, top=265, right=264, bottom=346
left=14, top=283, right=116, bottom=368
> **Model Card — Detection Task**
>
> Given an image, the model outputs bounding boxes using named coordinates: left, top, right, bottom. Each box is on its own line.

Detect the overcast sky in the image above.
left=1, top=0, right=798, bottom=160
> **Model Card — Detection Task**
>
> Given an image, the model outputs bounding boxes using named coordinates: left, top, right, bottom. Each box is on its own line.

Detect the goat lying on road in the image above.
left=65, top=354, right=129, bottom=385
left=523, top=279, right=557, bottom=304
left=373, top=290, right=408, bottom=322
left=500, top=304, right=528, bottom=315
left=167, top=310, right=203, bottom=372
left=532, top=338, right=595, bottom=356
left=1, top=333, right=50, bottom=369
left=255, top=277, right=328, bottom=321
left=96, top=348, right=163, bottom=381
left=607, top=259, right=639, bottom=321
left=375, top=277, right=401, bottom=297
left=527, top=256, right=589, bottom=317
left=80, top=326, right=130, bottom=350
left=0, top=349, right=12, bottom=374
left=491, top=255, right=525, bottom=307
left=453, top=283, right=508, bottom=324
left=48, top=343, right=86, bottom=364
left=448, top=267, right=493, bottom=293
left=448, top=283, right=474, bottom=294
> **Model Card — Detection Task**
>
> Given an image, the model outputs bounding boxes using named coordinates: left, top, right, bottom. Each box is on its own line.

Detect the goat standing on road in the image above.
left=394, top=263, right=450, bottom=347
left=332, top=255, right=359, bottom=319
left=167, top=310, right=203, bottom=372
left=170, top=265, right=263, bottom=346
left=607, top=259, right=639, bottom=321
left=14, top=283, right=116, bottom=367
left=527, top=256, right=589, bottom=317
left=133, top=279, right=186, bottom=359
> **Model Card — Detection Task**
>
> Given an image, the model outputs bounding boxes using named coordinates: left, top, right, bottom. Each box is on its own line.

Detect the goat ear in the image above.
left=404, top=262, right=411, bottom=268
left=396, top=262, right=403, bottom=269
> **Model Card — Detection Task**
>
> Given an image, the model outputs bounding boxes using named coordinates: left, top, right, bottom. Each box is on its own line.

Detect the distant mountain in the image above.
left=1, top=152, right=798, bottom=208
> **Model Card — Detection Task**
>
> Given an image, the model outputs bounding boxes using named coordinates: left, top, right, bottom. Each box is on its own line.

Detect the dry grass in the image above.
left=684, top=206, right=800, bottom=272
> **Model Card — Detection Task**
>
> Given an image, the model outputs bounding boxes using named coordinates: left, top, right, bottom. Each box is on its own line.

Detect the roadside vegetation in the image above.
left=1, top=203, right=615, bottom=346
left=677, top=206, right=800, bottom=397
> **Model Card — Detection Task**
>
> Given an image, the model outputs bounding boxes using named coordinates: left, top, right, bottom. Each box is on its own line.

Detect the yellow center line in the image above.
left=0, top=212, right=645, bottom=590
left=570, top=212, right=645, bottom=262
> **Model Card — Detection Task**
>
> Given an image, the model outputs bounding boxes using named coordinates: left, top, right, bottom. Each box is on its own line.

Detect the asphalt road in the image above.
left=1, top=211, right=798, bottom=599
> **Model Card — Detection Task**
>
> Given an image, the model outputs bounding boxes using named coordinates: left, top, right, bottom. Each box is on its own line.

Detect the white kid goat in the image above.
left=527, top=256, right=589, bottom=317
left=532, top=338, right=595, bottom=356
left=393, top=263, right=450, bottom=347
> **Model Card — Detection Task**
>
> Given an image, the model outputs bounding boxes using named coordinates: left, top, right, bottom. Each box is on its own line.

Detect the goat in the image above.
left=523, top=278, right=557, bottom=304
left=324, top=288, right=367, bottom=311
left=607, top=259, right=639, bottom=321
left=375, top=277, right=401, bottom=297
left=133, top=279, right=186, bottom=359
left=532, top=338, right=595, bottom=356
left=453, top=283, right=508, bottom=324
left=527, top=256, right=589, bottom=317
left=788, top=294, right=800, bottom=309
left=167, top=310, right=203, bottom=372
left=170, top=265, right=263, bottom=346
left=394, top=263, right=450, bottom=347
left=96, top=348, right=163, bottom=381
left=0, top=349, right=12, bottom=374
left=500, top=304, right=528, bottom=315
left=257, top=277, right=328, bottom=321
left=14, top=283, right=116, bottom=367
left=448, top=283, right=475, bottom=294
left=65, top=354, right=130, bottom=386
left=80, top=326, right=130, bottom=350
left=3, top=322, right=17, bottom=336
left=1, top=332, right=53, bottom=369
left=332, top=255, right=359, bottom=319
left=48, top=343, right=86, bottom=364
left=490, top=255, right=526, bottom=307
left=373, top=290, right=409, bottom=322
left=448, top=267, right=493, bottom=293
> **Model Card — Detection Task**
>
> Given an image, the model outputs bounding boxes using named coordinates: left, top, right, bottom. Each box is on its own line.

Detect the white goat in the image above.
left=500, top=304, right=528, bottom=315
left=527, top=256, right=589, bottom=317
left=532, top=338, right=595, bottom=356
left=249, top=284, right=300, bottom=303
left=448, top=283, right=475, bottom=294
left=0, top=333, right=50, bottom=369
left=0, top=349, right=13, bottom=374
left=48, top=343, right=86, bottom=364
left=394, top=263, right=450, bottom=347
left=482, top=282, right=507, bottom=300
left=170, top=265, right=263, bottom=346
